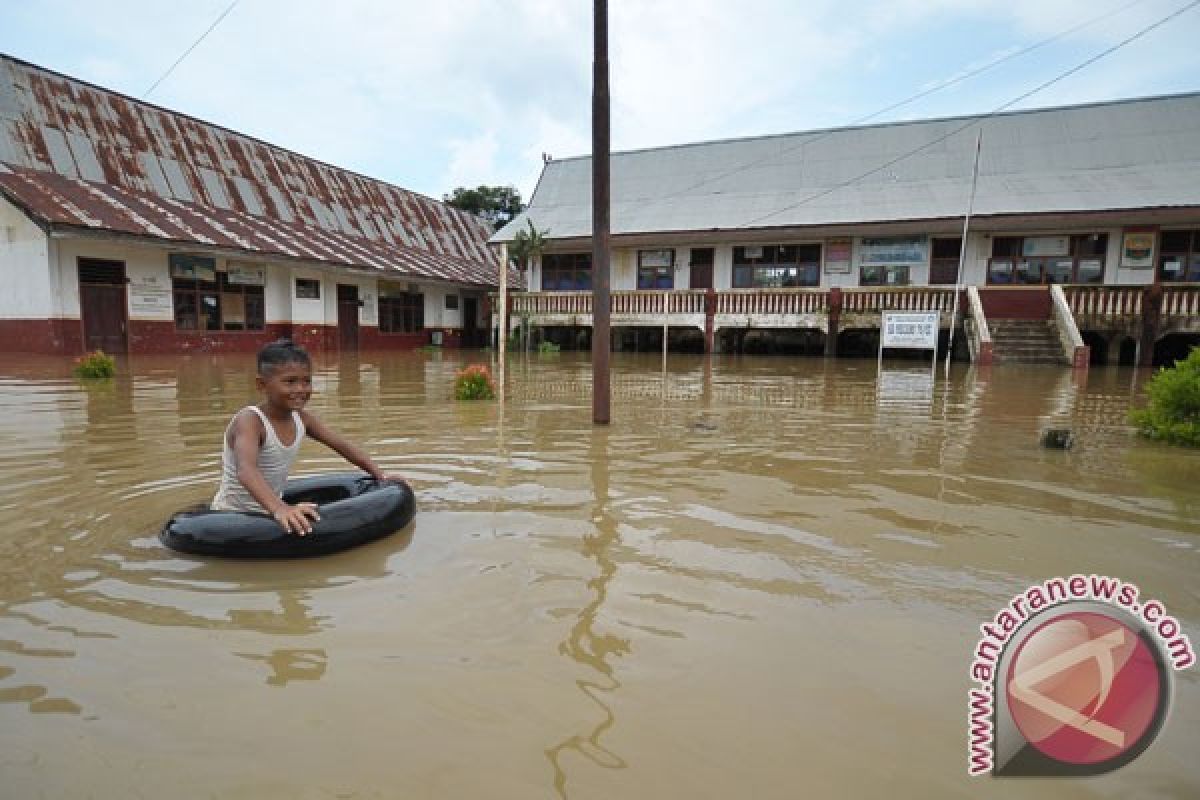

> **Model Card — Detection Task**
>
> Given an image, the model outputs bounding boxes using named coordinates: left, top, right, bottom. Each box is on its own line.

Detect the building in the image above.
left=493, top=93, right=1200, bottom=365
left=0, top=54, right=509, bottom=356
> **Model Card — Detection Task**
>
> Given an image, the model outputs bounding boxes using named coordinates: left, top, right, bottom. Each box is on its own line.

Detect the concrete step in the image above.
left=987, top=319, right=1066, bottom=364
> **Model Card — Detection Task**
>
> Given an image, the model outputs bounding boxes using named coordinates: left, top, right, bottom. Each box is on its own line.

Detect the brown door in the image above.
left=463, top=297, right=478, bottom=347
left=337, top=284, right=359, bottom=351
left=690, top=247, right=714, bottom=289
left=78, top=259, right=128, bottom=353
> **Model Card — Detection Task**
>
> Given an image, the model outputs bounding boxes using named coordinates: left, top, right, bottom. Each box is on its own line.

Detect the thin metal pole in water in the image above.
left=592, top=0, right=611, bottom=425
left=945, top=130, right=983, bottom=375
left=497, top=242, right=507, bottom=394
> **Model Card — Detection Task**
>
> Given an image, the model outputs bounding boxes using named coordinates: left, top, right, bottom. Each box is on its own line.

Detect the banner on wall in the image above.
left=226, top=263, right=266, bottom=285
left=168, top=253, right=216, bottom=281
left=1120, top=228, right=1156, bottom=269
left=824, top=238, right=853, bottom=273
left=858, top=236, right=927, bottom=265
left=1021, top=236, right=1069, bottom=257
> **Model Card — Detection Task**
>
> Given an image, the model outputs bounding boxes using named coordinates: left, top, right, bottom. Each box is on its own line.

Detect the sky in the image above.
left=1, top=0, right=1198, bottom=205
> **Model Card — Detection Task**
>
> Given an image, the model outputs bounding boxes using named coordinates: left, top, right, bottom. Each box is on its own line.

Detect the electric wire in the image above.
left=738, top=0, right=1200, bottom=229
left=143, top=0, right=240, bottom=99
left=659, top=0, right=1156, bottom=204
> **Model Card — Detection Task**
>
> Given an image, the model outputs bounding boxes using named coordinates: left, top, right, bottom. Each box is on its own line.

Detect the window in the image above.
left=296, top=278, right=321, bottom=299
left=929, top=238, right=962, bottom=285
left=445, top=294, right=459, bottom=310
left=732, top=244, right=821, bottom=288
left=860, top=265, right=911, bottom=286
left=379, top=287, right=424, bottom=333
left=173, top=272, right=264, bottom=332
left=541, top=253, right=591, bottom=291
left=986, top=234, right=1107, bottom=285
left=1158, top=230, right=1200, bottom=282
left=637, top=249, right=675, bottom=289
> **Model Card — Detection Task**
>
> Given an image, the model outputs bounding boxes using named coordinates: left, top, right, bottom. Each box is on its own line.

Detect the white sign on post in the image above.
left=881, top=311, right=939, bottom=349
left=879, top=310, right=941, bottom=387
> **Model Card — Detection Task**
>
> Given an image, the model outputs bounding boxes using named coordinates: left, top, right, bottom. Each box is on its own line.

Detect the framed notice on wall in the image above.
left=824, top=238, right=852, bottom=273
left=1120, top=228, right=1156, bottom=269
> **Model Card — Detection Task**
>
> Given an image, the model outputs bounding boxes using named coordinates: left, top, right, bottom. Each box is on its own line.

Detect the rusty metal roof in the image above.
left=0, top=54, right=510, bottom=288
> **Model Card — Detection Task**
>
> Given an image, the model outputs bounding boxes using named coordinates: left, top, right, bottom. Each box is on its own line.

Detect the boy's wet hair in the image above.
left=257, top=339, right=311, bottom=376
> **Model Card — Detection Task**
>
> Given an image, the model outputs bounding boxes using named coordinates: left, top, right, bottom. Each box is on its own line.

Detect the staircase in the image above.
left=988, top=320, right=1066, bottom=364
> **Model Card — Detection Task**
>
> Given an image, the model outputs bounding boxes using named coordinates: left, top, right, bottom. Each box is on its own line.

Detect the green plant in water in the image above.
left=537, top=340, right=560, bottom=354
left=73, top=350, right=116, bottom=380
left=454, top=363, right=496, bottom=401
left=1130, top=347, right=1200, bottom=447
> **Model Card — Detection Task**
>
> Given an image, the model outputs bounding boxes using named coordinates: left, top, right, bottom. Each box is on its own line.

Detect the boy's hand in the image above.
left=272, top=502, right=320, bottom=535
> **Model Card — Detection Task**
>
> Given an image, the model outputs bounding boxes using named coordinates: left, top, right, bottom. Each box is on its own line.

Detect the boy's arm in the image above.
left=230, top=411, right=318, bottom=535
left=301, top=410, right=406, bottom=484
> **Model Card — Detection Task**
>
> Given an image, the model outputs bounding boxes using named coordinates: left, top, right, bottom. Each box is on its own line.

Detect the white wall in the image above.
left=0, top=198, right=53, bottom=318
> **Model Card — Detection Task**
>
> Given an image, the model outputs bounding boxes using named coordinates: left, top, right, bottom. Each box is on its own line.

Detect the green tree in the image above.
left=442, top=185, right=525, bottom=231
left=1130, top=347, right=1200, bottom=446
left=508, top=219, right=549, bottom=351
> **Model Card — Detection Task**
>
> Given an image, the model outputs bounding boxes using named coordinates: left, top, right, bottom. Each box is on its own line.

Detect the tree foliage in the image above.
left=1131, top=347, right=1200, bottom=447
left=509, top=218, right=549, bottom=269
left=442, top=185, right=525, bottom=231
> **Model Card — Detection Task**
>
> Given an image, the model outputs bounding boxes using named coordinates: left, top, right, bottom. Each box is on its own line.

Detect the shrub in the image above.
left=1130, top=347, right=1200, bottom=447
left=537, top=340, right=561, bottom=354
left=454, top=364, right=496, bottom=401
left=73, top=350, right=116, bottom=380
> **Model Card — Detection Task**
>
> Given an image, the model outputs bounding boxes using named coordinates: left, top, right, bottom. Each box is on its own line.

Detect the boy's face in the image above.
left=257, top=361, right=312, bottom=411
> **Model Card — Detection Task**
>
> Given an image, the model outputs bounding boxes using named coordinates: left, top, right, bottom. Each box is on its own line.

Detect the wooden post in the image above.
left=1139, top=283, right=1163, bottom=367
left=826, top=287, right=841, bottom=357
left=704, top=288, right=716, bottom=354
left=592, top=0, right=611, bottom=425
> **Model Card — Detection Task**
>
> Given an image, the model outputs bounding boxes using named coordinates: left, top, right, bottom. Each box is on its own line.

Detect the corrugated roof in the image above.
left=0, top=54, right=510, bottom=288
left=493, top=93, right=1200, bottom=243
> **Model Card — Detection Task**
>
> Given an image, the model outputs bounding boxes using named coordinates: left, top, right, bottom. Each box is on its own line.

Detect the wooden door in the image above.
left=78, top=259, right=128, bottom=353
left=337, top=284, right=359, bottom=351
left=463, top=297, right=478, bottom=347
left=690, top=248, right=714, bottom=289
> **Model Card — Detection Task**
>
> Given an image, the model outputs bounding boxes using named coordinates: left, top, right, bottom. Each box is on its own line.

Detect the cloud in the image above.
left=1, top=0, right=1196, bottom=205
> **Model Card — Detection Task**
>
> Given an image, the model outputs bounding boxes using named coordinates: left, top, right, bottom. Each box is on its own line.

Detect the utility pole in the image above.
left=592, top=0, right=611, bottom=425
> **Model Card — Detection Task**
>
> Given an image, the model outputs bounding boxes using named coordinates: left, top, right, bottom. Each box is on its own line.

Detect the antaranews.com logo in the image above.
left=967, top=574, right=1194, bottom=777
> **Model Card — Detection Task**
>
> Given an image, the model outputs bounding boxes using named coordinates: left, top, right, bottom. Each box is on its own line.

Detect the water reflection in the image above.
left=546, top=428, right=629, bottom=796
left=0, top=351, right=1197, bottom=798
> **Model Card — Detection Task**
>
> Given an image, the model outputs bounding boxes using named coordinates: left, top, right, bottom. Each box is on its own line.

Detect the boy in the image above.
left=212, top=339, right=405, bottom=535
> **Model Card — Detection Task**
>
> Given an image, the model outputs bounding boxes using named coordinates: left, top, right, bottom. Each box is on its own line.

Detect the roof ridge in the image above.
left=545, top=90, right=1200, bottom=164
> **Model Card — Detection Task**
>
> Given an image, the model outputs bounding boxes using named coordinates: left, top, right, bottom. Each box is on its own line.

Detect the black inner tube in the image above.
left=160, top=473, right=416, bottom=558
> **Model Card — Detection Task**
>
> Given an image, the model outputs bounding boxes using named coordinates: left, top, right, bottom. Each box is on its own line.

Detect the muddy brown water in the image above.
left=0, top=351, right=1196, bottom=799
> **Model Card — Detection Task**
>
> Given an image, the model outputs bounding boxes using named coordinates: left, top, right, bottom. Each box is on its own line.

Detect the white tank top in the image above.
left=211, top=406, right=305, bottom=513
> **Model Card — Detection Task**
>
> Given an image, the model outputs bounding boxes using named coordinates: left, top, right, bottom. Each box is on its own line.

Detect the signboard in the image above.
left=824, top=238, right=852, bottom=274
left=168, top=253, right=216, bottom=281
left=128, top=273, right=173, bottom=317
left=226, top=263, right=266, bottom=285
left=1120, top=228, right=1156, bottom=269
left=638, top=249, right=674, bottom=268
left=1021, top=236, right=1069, bottom=257
left=858, top=236, right=927, bottom=265
left=742, top=245, right=764, bottom=260
left=881, top=311, right=939, bottom=349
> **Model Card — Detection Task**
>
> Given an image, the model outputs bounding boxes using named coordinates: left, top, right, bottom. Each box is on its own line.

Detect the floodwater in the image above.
left=0, top=350, right=1197, bottom=799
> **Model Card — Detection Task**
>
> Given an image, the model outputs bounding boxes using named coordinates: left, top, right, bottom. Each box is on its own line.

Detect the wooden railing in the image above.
left=1163, top=285, right=1200, bottom=316
left=612, top=289, right=707, bottom=315
left=840, top=287, right=956, bottom=312
left=716, top=289, right=826, bottom=315
left=1063, top=285, right=1143, bottom=317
